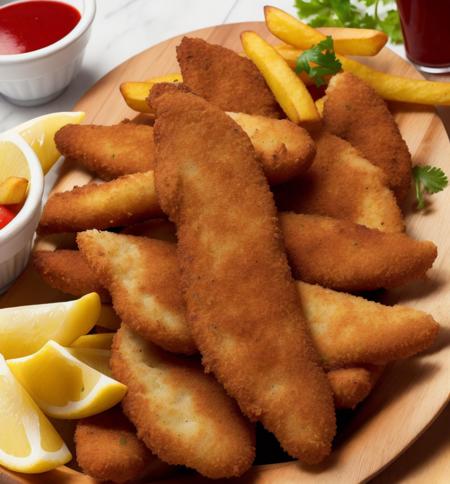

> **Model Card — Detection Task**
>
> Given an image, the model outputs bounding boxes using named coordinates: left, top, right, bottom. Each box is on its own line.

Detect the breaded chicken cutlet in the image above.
left=150, top=84, right=336, bottom=464
left=55, top=123, right=155, bottom=180
left=38, top=171, right=162, bottom=234
left=75, top=407, right=170, bottom=483
left=274, top=132, right=404, bottom=233
left=111, top=325, right=256, bottom=479
left=77, top=231, right=195, bottom=355
left=324, top=72, right=412, bottom=202
left=32, top=250, right=110, bottom=303
left=48, top=234, right=439, bottom=370
left=280, top=213, right=437, bottom=291
left=177, top=37, right=282, bottom=117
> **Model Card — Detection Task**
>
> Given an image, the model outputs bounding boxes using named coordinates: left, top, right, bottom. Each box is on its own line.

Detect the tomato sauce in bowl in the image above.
left=0, top=1, right=81, bottom=55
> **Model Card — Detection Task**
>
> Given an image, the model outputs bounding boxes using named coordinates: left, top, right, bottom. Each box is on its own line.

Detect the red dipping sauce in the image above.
left=396, top=0, right=450, bottom=68
left=0, top=1, right=81, bottom=55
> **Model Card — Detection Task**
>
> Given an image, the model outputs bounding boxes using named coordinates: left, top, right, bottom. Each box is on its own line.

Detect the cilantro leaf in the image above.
left=412, top=165, right=448, bottom=210
left=295, top=36, right=342, bottom=87
left=294, top=0, right=402, bottom=44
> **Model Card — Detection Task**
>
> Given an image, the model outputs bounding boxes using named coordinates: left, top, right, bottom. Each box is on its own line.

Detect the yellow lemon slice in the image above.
left=9, top=112, right=85, bottom=174
left=0, top=293, right=101, bottom=359
left=67, top=347, right=112, bottom=376
left=71, top=333, right=114, bottom=350
left=0, top=138, right=30, bottom=183
left=8, top=341, right=126, bottom=419
left=0, top=355, right=71, bottom=473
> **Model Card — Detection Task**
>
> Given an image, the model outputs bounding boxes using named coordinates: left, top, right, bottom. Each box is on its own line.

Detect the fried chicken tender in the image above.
left=32, top=250, right=110, bottom=303
left=324, top=73, right=412, bottom=202
left=150, top=85, right=336, bottom=464
left=75, top=407, right=170, bottom=483
left=177, top=37, right=281, bottom=118
left=227, top=112, right=315, bottom=184
left=111, top=325, right=256, bottom=479
left=55, top=123, right=155, bottom=180
left=327, top=366, right=384, bottom=409
left=38, top=171, right=162, bottom=234
left=77, top=230, right=196, bottom=355
left=280, top=213, right=437, bottom=291
left=298, top=282, right=439, bottom=369
left=274, top=132, right=404, bottom=233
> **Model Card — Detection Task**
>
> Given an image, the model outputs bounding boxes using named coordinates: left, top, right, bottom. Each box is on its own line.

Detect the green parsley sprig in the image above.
left=295, top=36, right=342, bottom=87
left=412, top=165, right=448, bottom=210
left=294, top=0, right=402, bottom=44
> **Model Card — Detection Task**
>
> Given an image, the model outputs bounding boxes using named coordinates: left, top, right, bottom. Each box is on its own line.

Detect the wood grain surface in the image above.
left=1, top=22, right=449, bottom=484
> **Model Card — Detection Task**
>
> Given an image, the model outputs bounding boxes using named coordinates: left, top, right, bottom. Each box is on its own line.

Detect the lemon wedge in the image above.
left=0, top=138, right=30, bottom=182
left=0, top=355, right=71, bottom=473
left=9, top=112, right=85, bottom=174
left=67, top=347, right=112, bottom=376
left=8, top=341, right=126, bottom=419
left=0, top=293, right=101, bottom=359
left=71, top=333, right=114, bottom=350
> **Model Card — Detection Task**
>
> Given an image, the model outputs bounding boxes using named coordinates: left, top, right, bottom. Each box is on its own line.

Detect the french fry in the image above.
left=276, top=44, right=450, bottom=106
left=240, top=31, right=320, bottom=125
left=120, top=73, right=182, bottom=113
left=315, top=96, right=326, bottom=116
left=265, top=6, right=387, bottom=56
left=0, top=176, right=28, bottom=205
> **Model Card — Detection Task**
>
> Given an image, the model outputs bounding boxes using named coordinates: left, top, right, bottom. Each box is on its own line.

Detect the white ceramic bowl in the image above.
left=0, top=0, right=96, bottom=106
left=0, top=132, right=44, bottom=293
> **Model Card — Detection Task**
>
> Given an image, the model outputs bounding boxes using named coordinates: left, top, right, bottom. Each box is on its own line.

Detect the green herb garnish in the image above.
left=295, top=36, right=342, bottom=87
left=294, top=0, right=402, bottom=44
left=412, top=165, right=448, bottom=210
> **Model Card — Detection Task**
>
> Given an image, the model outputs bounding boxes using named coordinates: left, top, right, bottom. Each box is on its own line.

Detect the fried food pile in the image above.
left=33, top=21, right=442, bottom=483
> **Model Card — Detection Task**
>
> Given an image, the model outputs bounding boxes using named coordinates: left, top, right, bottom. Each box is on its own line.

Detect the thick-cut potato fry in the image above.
left=327, top=366, right=384, bottom=409
left=276, top=44, right=450, bottom=106
left=265, top=6, right=387, bottom=56
left=120, top=73, right=182, bottom=113
left=315, top=96, right=326, bottom=116
left=241, top=31, right=320, bottom=125
left=0, top=176, right=28, bottom=205
left=38, top=171, right=162, bottom=234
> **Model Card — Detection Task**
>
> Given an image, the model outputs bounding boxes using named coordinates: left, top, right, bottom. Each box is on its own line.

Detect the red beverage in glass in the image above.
left=396, top=0, right=450, bottom=73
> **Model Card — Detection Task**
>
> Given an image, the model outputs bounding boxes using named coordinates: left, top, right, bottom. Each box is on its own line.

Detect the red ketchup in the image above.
left=0, top=1, right=81, bottom=55
left=396, top=0, right=450, bottom=68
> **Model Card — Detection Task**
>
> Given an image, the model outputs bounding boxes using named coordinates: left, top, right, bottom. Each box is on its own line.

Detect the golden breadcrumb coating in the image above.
left=55, top=123, right=155, bottom=180
left=111, top=325, right=255, bottom=479
left=177, top=37, right=281, bottom=117
left=77, top=231, right=195, bottom=355
left=75, top=407, right=170, bottom=483
left=150, top=85, right=336, bottom=464
left=324, top=72, right=412, bottom=202
left=280, top=213, right=437, bottom=291
left=38, top=171, right=162, bottom=234
left=32, top=250, right=110, bottom=303
left=275, top=132, right=404, bottom=233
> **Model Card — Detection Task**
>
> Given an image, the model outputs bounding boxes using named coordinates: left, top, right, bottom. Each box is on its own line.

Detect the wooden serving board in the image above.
left=2, top=22, right=450, bottom=484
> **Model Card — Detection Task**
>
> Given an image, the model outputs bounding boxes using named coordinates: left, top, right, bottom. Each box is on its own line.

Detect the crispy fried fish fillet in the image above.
left=274, top=132, right=404, bottom=233
left=298, top=282, right=439, bottom=369
left=38, top=171, right=162, bottom=234
left=75, top=407, right=170, bottom=483
left=280, top=213, right=437, bottom=291
left=324, top=73, right=412, bottom=202
left=150, top=85, right=336, bottom=464
left=111, top=325, right=255, bottom=478
left=177, top=37, right=281, bottom=117
left=227, top=112, right=315, bottom=184
left=327, top=366, right=384, bottom=409
left=55, top=124, right=155, bottom=180
left=32, top=250, right=111, bottom=303
left=77, top=230, right=196, bottom=355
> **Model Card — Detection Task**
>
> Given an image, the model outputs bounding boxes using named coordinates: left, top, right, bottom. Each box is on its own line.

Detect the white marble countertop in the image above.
left=0, top=0, right=406, bottom=132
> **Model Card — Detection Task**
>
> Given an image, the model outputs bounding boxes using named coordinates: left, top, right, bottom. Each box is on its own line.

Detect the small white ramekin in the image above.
left=0, top=0, right=96, bottom=106
left=0, top=132, right=44, bottom=293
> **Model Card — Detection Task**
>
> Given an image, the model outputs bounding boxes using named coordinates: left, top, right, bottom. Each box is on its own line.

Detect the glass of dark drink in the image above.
left=396, top=0, right=450, bottom=74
